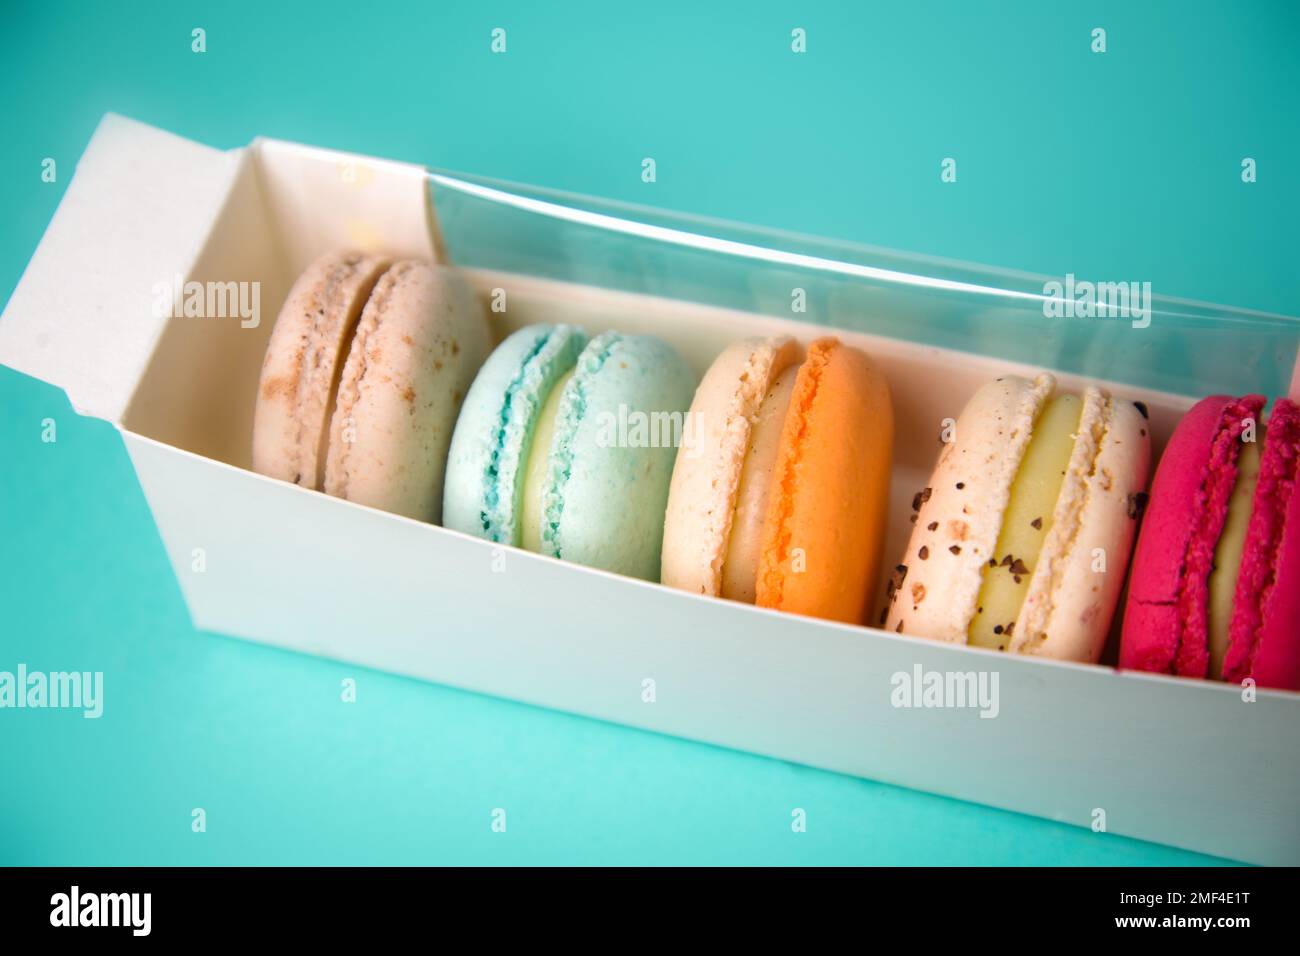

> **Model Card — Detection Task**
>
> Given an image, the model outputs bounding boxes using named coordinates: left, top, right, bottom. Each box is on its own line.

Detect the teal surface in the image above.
left=3, top=0, right=1291, bottom=865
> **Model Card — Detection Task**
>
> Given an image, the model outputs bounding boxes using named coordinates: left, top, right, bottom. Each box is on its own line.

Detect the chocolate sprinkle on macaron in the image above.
left=1126, top=491, right=1149, bottom=519
left=886, top=564, right=909, bottom=602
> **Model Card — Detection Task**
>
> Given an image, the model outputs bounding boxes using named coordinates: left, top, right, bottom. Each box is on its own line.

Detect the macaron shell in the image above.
left=442, top=324, right=587, bottom=543
left=1225, top=398, right=1300, bottom=689
left=660, top=335, right=800, bottom=596
left=542, top=332, right=696, bottom=580
left=1120, top=395, right=1263, bottom=676
left=252, top=251, right=389, bottom=488
left=1247, top=488, right=1300, bottom=690
left=755, top=337, right=893, bottom=624
left=1012, top=389, right=1151, bottom=662
left=886, top=374, right=1053, bottom=640
left=323, top=261, right=490, bottom=522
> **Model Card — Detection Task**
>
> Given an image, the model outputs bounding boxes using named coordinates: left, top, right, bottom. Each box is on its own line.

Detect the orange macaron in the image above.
left=661, top=335, right=893, bottom=624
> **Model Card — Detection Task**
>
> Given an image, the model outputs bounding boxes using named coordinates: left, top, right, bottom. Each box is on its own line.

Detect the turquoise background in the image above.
left=3, top=0, right=1294, bottom=865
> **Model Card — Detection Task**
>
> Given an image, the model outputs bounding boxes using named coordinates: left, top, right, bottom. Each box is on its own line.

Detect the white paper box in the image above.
left=3, top=114, right=1298, bottom=865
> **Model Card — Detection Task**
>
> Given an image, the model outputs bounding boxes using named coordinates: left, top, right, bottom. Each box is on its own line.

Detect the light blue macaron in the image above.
left=443, top=324, right=697, bottom=580
left=443, top=323, right=588, bottom=544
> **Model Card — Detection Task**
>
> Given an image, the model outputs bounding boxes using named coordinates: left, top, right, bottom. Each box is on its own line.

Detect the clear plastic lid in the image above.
left=429, top=169, right=1300, bottom=399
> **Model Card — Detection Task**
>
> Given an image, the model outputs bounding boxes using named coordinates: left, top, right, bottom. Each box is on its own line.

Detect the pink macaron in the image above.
left=1120, top=394, right=1300, bottom=691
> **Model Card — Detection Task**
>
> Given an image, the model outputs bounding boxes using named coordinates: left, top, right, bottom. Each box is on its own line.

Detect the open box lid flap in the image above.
left=0, top=114, right=444, bottom=423
left=0, top=113, right=242, bottom=422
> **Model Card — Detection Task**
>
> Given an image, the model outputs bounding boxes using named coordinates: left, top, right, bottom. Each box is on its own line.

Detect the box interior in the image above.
left=116, top=137, right=1222, bottom=646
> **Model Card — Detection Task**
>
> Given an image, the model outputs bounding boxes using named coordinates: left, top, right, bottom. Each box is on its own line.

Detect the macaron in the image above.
left=443, top=323, right=696, bottom=580
left=885, top=373, right=1151, bottom=662
left=661, top=335, right=894, bottom=624
left=1120, top=395, right=1299, bottom=690
left=252, top=251, right=490, bottom=522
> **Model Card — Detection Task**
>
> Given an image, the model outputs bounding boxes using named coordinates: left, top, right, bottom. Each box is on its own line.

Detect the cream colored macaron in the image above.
left=252, top=251, right=490, bottom=522
left=885, top=373, right=1150, bottom=662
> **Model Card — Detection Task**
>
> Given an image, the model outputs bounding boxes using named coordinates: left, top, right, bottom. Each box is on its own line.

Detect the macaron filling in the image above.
left=443, top=323, right=587, bottom=543
left=969, top=393, right=1082, bottom=649
left=520, top=367, right=574, bottom=552
left=1171, top=395, right=1263, bottom=678
left=481, top=327, right=586, bottom=543
left=1206, top=436, right=1260, bottom=678
left=720, top=364, right=798, bottom=602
